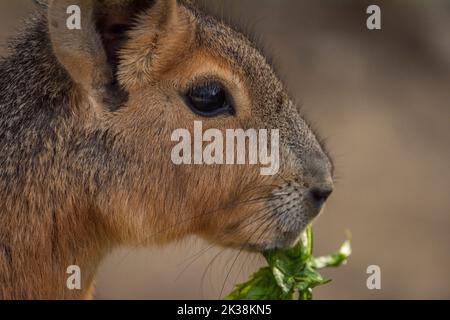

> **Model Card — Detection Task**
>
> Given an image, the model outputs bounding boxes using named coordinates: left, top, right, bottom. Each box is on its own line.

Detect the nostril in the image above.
left=310, top=187, right=333, bottom=205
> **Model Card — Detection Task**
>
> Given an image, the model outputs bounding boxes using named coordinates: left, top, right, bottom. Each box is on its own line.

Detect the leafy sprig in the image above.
left=225, top=227, right=351, bottom=300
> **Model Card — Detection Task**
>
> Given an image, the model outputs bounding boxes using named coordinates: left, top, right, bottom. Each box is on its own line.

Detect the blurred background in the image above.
left=1, top=0, right=449, bottom=299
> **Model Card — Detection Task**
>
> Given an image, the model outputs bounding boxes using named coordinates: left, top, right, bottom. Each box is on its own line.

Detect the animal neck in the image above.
left=0, top=203, right=112, bottom=299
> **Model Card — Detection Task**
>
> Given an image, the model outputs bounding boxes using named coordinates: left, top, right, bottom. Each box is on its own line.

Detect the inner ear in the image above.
left=95, top=1, right=154, bottom=84
left=48, top=0, right=159, bottom=112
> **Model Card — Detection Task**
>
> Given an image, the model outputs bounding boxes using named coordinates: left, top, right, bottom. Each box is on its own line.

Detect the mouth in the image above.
left=236, top=220, right=309, bottom=253
left=209, top=183, right=329, bottom=253
left=239, top=232, right=302, bottom=252
left=241, top=205, right=326, bottom=252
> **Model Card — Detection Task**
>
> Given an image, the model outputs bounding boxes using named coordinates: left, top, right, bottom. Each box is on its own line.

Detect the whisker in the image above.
left=172, top=202, right=281, bottom=287
left=218, top=207, right=279, bottom=299
left=112, top=192, right=281, bottom=269
left=176, top=205, right=277, bottom=272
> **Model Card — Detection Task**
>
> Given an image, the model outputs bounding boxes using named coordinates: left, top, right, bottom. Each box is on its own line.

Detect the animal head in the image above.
left=47, top=0, right=334, bottom=252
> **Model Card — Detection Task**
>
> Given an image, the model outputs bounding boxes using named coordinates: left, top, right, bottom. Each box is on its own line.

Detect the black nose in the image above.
left=310, top=187, right=333, bottom=206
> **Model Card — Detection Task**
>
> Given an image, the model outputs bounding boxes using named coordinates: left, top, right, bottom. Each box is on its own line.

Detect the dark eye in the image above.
left=184, top=82, right=235, bottom=117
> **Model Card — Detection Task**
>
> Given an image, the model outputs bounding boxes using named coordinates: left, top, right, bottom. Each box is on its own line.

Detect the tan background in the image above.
left=1, top=0, right=449, bottom=299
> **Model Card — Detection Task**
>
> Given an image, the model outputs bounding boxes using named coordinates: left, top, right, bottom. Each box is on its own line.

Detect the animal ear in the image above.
left=48, top=0, right=177, bottom=111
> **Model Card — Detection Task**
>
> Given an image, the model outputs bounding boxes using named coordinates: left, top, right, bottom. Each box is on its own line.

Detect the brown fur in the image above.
left=0, top=0, right=333, bottom=299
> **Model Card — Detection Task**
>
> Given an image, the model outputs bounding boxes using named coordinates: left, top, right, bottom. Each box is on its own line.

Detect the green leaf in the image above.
left=224, top=267, right=284, bottom=300
left=226, top=227, right=351, bottom=301
left=312, top=240, right=352, bottom=269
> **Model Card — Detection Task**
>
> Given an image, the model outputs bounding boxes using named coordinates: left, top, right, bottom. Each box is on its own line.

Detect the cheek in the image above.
left=210, top=176, right=275, bottom=223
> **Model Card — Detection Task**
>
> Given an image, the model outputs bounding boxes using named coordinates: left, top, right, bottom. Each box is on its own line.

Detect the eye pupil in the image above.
left=185, top=82, right=234, bottom=117
left=190, top=85, right=223, bottom=107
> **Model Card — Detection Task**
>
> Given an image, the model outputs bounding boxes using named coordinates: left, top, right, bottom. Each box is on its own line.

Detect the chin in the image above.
left=254, top=216, right=317, bottom=251
left=266, top=232, right=304, bottom=251
left=238, top=229, right=305, bottom=253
